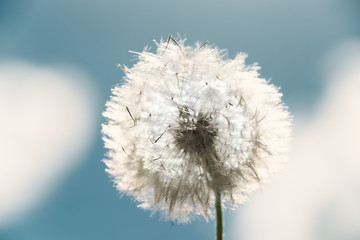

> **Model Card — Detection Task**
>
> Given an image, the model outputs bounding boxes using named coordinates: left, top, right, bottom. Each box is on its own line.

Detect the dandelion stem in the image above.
left=215, top=190, right=223, bottom=240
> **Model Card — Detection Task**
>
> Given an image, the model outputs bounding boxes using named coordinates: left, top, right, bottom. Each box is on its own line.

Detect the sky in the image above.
left=0, top=0, right=359, bottom=240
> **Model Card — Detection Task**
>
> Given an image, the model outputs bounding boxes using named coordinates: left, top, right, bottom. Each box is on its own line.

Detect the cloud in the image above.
left=0, top=62, right=98, bottom=228
left=234, top=40, right=360, bottom=240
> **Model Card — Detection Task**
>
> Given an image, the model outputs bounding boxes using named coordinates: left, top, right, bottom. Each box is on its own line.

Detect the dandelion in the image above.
left=102, top=35, right=292, bottom=240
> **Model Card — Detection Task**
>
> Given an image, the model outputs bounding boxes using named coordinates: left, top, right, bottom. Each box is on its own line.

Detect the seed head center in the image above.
left=174, top=106, right=217, bottom=155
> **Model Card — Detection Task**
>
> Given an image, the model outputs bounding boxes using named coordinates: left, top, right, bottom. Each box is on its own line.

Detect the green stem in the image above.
left=215, top=190, right=223, bottom=240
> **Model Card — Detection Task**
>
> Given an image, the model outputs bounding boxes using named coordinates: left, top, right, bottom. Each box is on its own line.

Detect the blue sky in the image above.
left=0, top=1, right=359, bottom=240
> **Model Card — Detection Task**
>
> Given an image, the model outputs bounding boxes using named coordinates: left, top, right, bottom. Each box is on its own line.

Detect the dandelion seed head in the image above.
left=102, top=37, right=292, bottom=222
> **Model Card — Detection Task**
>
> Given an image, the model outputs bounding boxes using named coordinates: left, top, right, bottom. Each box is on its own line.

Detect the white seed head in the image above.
left=102, top=37, right=292, bottom=222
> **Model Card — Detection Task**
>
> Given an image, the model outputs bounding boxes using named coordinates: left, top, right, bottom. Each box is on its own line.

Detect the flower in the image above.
left=102, top=36, right=292, bottom=222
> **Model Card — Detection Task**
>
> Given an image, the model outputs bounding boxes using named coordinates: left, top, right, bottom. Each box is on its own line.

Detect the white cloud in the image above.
left=234, top=40, right=360, bottom=240
left=0, top=62, right=98, bottom=228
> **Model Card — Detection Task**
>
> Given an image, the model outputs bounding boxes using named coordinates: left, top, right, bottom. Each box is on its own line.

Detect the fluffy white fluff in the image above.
left=102, top=37, right=292, bottom=222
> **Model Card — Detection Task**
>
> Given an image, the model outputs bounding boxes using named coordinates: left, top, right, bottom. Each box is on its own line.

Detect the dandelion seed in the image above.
left=102, top=36, right=292, bottom=232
